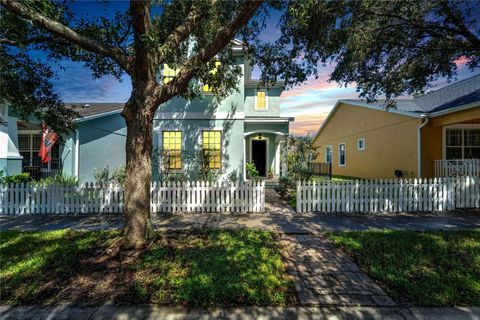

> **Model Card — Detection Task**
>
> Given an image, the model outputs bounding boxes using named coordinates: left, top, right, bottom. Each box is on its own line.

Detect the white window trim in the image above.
left=325, top=145, right=332, bottom=164
left=200, top=129, right=224, bottom=171
left=338, top=142, right=346, bottom=167
left=161, top=129, right=184, bottom=171
left=254, top=89, right=269, bottom=111
left=248, top=136, right=269, bottom=177
left=442, top=124, right=480, bottom=160
left=357, top=138, right=365, bottom=151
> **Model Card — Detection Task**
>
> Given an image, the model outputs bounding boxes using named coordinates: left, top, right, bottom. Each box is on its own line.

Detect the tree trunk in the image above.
left=121, top=88, right=156, bottom=251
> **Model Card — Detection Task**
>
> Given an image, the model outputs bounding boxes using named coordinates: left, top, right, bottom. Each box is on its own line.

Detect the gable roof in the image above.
left=341, top=74, right=480, bottom=116
left=314, top=74, right=480, bottom=141
left=68, top=103, right=124, bottom=121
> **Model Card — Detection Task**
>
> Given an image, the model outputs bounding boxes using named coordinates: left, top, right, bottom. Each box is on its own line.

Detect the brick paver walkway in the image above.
left=279, top=234, right=396, bottom=307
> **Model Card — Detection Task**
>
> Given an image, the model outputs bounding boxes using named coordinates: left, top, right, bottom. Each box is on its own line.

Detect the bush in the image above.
left=275, top=176, right=296, bottom=199
left=39, top=174, right=77, bottom=186
left=0, top=171, right=32, bottom=185
left=246, top=162, right=259, bottom=180
left=93, top=165, right=126, bottom=184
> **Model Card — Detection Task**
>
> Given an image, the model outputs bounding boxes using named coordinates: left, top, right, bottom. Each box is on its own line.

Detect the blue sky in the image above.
left=45, top=2, right=480, bottom=136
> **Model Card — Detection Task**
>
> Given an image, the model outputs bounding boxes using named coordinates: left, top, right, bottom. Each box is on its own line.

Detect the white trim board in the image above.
left=154, top=112, right=245, bottom=120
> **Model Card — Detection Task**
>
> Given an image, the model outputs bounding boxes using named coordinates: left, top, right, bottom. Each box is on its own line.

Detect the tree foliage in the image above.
left=254, top=0, right=480, bottom=101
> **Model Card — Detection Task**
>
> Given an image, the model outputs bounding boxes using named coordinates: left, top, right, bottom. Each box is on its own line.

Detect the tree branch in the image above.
left=156, top=5, right=203, bottom=64
left=0, top=36, right=55, bottom=46
left=440, top=1, right=480, bottom=51
left=0, top=0, right=132, bottom=72
left=155, top=0, right=263, bottom=109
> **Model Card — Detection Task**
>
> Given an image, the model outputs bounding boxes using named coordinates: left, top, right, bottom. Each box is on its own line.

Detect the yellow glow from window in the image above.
left=256, top=91, right=266, bottom=110
left=163, top=64, right=177, bottom=84
left=163, top=131, right=182, bottom=170
left=203, top=61, right=222, bottom=92
left=202, top=131, right=222, bottom=169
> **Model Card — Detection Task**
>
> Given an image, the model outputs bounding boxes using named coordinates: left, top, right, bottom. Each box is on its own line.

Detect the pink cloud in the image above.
left=289, top=112, right=330, bottom=136
left=281, top=75, right=338, bottom=99
left=454, top=56, right=469, bottom=68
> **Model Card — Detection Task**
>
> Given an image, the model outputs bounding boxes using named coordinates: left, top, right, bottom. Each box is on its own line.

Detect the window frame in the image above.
left=443, top=124, right=480, bottom=160
left=325, top=145, right=333, bottom=164
left=357, top=138, right=365, bottom=151
left=338, top=142, right=346, bottom=167
left=162, top=130, right=183, bottom=171
left=254, top=89, right=268, bottom=111
left=201, top=129, right=223, bottom=171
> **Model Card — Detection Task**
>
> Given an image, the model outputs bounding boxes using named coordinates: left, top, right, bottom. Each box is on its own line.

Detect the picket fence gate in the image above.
left=297, top=176, right=480, bottom=213
left=0, top=180, right=265, bottom=215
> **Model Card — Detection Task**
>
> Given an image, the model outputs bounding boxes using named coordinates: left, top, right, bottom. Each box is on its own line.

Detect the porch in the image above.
left=434, top=159, right=480, bottom=177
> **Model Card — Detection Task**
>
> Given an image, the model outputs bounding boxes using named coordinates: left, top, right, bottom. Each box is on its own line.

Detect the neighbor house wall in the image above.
left=313, top=103, right=421, bottom=179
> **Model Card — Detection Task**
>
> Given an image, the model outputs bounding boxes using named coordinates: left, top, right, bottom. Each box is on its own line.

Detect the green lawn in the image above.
left=326, top=229, right=480, bottom=306
left=0, top=229, right=292, bottom=307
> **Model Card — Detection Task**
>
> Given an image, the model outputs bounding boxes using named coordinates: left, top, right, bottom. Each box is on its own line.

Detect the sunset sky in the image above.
left=44, top=2, right=480, bottom=136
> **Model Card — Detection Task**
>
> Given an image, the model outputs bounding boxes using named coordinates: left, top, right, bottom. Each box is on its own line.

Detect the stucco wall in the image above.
left=153, top=118, right=245, bottom=181
left=77, top=113, right=127, bottom=182
left=244, top=87, right=282, bottom=117
left=313, top=103, right=421, bottom=179
left=421, top=106, right=480, bottom=177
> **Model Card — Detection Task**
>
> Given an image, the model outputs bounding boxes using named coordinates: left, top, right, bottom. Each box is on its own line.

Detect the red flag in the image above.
left=39, top=124, right=58, bottom=164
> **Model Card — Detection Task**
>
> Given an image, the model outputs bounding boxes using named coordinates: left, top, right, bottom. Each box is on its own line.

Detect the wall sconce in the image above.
left=257, top=133, right=263, bottom=140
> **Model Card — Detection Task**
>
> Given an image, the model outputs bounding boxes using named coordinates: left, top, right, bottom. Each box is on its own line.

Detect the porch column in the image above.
left=243, top=137, right=246, bottom=181
left=280, top=136, right=288, bottom=177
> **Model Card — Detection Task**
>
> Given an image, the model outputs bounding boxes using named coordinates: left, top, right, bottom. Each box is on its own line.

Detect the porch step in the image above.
left=264, top=181, right=279, bottom=189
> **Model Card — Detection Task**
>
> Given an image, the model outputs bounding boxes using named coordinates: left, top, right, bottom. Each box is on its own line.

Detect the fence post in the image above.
left=296, top=181, right=301, bottom=213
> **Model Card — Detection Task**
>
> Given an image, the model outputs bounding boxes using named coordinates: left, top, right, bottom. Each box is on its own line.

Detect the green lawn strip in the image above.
left=325, top=229, right=480, bottom=306
left=0, top=229, right=292, bottom=307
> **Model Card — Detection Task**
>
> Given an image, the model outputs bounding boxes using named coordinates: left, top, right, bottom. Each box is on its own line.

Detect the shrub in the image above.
left=39, top=174, right=77, bottom=186
left=275, top=176, right=296, bottom=199
left=0, top=172, right=32, bottom=185
left=246, top=162, right=259, bottom=180
left=93, top=165, right=126, bottom=184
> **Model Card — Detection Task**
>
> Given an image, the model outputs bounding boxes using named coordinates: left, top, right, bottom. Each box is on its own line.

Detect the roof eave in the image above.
left=429, top=101, right=480, bottom=118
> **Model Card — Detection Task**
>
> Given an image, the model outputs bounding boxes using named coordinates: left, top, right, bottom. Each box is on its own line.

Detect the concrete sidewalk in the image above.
left=1, top=210, right=479, bottom=233
left=1, top=305, right=479, bottom=320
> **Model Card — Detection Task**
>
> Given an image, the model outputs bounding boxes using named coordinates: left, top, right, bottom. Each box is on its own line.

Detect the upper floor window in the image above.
left=163, top=131, right=182, bottom=170
left=255, top=90, right=267, bottom=110
left=203, top=61, right=221, bottom=93
left=338, top=143, right=346, bottom=166
left=357, top=138, right=365, bottom=151
left=162, top=64, right=177, bottom=84
left=202, top=130, right=222, bottom=169
left=325, top=145, right=332, bottom=164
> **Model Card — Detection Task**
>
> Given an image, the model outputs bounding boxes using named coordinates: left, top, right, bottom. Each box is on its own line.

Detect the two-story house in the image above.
left=0, top=40, right=293, bottom=182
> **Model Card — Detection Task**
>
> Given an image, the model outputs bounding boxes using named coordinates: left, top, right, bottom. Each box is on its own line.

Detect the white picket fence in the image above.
left=297, top=176, right=480, bottom=213
left=0, top=181, right=265, bottom=215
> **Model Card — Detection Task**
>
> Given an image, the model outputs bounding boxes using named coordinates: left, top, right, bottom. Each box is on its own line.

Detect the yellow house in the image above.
left=312, top=75, right=480, bottom=179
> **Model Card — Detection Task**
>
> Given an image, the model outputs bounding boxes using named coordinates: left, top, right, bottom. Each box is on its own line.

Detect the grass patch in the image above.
left=312, top=175, right=364, bottom=182
left=326, top=229, right=480, bottom=306
left=0, top=229, right=292, bottom=307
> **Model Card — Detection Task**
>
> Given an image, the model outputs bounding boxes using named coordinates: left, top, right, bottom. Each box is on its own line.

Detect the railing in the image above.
left=296, top=176, right=479, bottom=213
left=308, top=162, right=332, bottom=179
left=23, top=158, right=63, bottom=179
left=434, top=159, right=480, bottom=177
left=0, top=180, right=265, bottom=215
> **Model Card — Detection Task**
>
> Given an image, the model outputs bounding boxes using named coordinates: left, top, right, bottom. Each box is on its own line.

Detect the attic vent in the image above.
left=82, top=104, right=90, bottom=108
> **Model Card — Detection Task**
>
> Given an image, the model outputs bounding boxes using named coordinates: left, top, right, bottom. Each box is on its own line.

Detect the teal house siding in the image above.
left=76, top=113, right=127, bottom=182
left=2, top=42, right=293, bottom=182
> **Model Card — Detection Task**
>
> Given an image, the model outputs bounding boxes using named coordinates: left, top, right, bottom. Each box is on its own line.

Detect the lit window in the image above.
left=203, top=61, right=221, bottom=92
left=357, top=138, right=365, bottom=151
left=163, top=64, right=177, bottom=84
left=325, top=145, right=332, bottom=164
left=338, top=143, right=346, bottom=166
left=163, top=131, right=182, bottom=170
left=202, top=131, right=222, bottom=169
left=256, top=90, right=267, bottom=110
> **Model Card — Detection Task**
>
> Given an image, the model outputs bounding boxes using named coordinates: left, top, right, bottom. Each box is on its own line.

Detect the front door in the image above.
left=252, top=139, right=267, bottom=177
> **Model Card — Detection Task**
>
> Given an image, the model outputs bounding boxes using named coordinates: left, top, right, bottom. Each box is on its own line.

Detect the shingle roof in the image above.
left=67, top=103, right=124, bottom=118
left=342, top=74, right=480, bottom=115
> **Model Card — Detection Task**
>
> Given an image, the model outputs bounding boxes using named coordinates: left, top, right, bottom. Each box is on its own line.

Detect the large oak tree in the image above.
left=1, top=0, right=268, bottom=252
